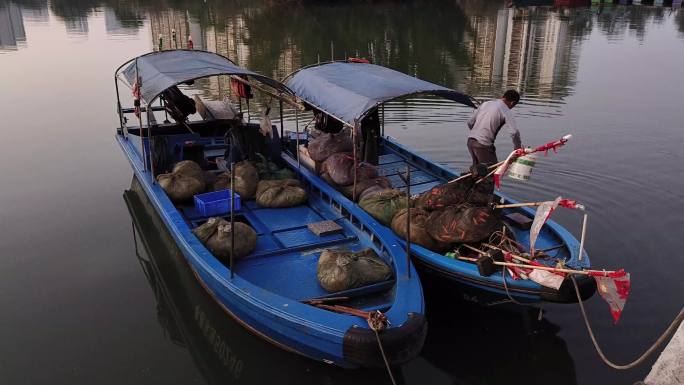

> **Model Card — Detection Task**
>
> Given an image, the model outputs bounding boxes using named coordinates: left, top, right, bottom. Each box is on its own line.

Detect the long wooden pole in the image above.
left=463, top=243, right=619, bottom=277
left=447, top=160, right=505, bottom=185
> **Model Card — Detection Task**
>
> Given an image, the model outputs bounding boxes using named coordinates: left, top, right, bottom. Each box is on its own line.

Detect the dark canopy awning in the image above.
left=285, top=62, right=476, bottom=126
left=118, top=50, right=291, bottom=104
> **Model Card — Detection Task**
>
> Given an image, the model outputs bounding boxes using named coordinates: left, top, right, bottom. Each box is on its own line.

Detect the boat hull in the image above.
left=116, top=132, right=426, bottom=368
left=377, top=137, right=596, bottom=304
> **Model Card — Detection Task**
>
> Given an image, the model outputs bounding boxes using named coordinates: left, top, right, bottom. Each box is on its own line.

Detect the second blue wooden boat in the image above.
left=284, top=61, right=597, bottom=305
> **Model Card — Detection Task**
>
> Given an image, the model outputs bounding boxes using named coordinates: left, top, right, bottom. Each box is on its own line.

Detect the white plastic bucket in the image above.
left=507, top=153, right=537, bottom=181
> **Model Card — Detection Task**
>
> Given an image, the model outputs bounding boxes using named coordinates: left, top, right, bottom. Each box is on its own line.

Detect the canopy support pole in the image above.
left=405, top=165, right=411, bottom=278
left=279, top=100, right=285, bottom=149
left=114, top=76, right=124, bottom=133
left=230, top=161, right=236, bottom=279
left=134, top=59, right=147, bottom=172
left=147, top=106, right=156, bottom=181
left=296, top=108, right=301, bottom=175
left=381, top=104, right=385, bottom=137
left=352, top=121, right=358, bottom=201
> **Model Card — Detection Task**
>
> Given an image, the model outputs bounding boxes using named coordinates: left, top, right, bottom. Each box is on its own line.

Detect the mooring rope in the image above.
left=570, top=275, right=684, bottom=370
left=367, top=312, right=397, bottom=385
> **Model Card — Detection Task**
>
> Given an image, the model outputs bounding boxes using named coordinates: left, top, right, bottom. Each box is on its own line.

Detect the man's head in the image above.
left=502, top=89, right=520, bottom=109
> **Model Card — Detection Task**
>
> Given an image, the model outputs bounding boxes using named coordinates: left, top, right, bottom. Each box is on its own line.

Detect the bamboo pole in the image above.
left=463, top=243, right=619, bottom=277
left=494, top=201, right=552, bottom=209
left=447, top=160, right=505, bottom=185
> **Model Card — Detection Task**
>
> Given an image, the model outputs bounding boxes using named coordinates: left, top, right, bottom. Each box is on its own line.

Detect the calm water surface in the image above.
left=1, top=1, right=683, bottom=384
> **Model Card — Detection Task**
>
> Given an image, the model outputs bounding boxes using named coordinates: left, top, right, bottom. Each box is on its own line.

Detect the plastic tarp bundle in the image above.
left=157, top=160, right=206, bottom=202
left=316, top=248, right=393, bottom=292
left=425, top=204, right=500, bottom=244
left=192, top=217, right=257, bottom=260
left=255, top=179, right=308, bottom=208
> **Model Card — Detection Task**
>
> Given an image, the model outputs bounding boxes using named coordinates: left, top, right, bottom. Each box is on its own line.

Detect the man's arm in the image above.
left=503, top=112, right=522, bottom=149
left=467, top=107, right=479, bottom=130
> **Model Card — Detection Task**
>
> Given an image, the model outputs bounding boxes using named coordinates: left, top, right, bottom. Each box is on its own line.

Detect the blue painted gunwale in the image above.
left=379, top=136, right=591, bottom=303
left=116, top=132, right=424, bottom=368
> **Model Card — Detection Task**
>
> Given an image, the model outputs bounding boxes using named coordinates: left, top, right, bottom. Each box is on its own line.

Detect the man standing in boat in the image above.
left=466, top=90, right=522, bottom=166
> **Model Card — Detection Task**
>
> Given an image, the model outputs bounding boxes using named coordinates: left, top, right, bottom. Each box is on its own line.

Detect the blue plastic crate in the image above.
left=193, top=189, right=241, bottom=217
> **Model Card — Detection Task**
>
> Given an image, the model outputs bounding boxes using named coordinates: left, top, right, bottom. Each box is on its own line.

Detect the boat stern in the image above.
left=342, top=312, right=427, bottom=367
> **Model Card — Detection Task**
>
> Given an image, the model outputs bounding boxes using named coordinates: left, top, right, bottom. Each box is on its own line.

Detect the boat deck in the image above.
left=177, top=187, right=394, bottom=306
left=377, top=153, right=443, bottom=194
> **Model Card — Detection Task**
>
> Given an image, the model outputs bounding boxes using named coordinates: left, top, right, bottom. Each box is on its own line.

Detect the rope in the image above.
left=368, top=312, right=397, bottom=385
left=570, top=275, right=684, bottom=370
left=501, top=265, right=524, bottom=306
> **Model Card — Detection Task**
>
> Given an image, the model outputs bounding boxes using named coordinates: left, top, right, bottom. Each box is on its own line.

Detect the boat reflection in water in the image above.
left=125, top=174, right=578, bottom=385
left=419, top=279, right=578, bottom=385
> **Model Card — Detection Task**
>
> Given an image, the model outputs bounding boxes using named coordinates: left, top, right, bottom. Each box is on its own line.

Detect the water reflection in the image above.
left=3, top=0, right=681, bottom=106
left=0, top=2, right=26, bottom=51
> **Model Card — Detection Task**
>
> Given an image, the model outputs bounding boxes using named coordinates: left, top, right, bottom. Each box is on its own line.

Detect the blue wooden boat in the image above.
left=283, top=61, right=597, bottom=305
left=123, top=177, right=395, bottom=383
left=113, top=50, right=426, bottom=368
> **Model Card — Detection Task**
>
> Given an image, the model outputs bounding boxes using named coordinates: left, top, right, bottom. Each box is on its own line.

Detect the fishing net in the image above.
left=322, top=153, right=379, bottom=186
left=255, top=179, right=308, bottom=208
left=426, top=204, right=500, bottom=243
left=340, top=176, right=392, bottom=201
left=359, top=189, right=408, bottom=226
left=254, top=153, right=296, bottom=181
left=307, top=131, right=353, bottom=162
left=212, top=160, right=259, bottom=200
left=157, top=160, right=206, bottom=202
left=358, top=185, right=392, bottom=202
left=192, top=217, right=257, bottom=260
left=172, top=160, right=204, bottom=180
left=391, top=208, right=450, bottom=251
left=414, top=177, right=493, bottom=211
left=316, top=248, right=393, bottom=293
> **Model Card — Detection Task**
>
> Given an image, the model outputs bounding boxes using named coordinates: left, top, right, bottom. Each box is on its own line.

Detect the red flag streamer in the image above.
left=492, top=135, right=572, bottom=189
left=132, top=76, right=141, bottom=119
left=588, top=269, right=631, bottom=324
left=529, top=197, right=561, bottom=256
